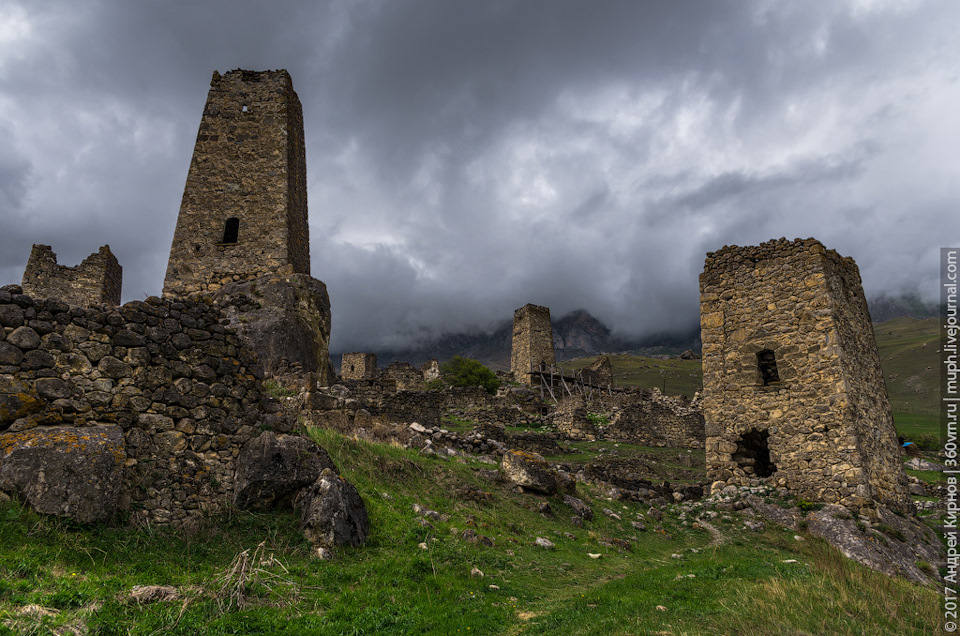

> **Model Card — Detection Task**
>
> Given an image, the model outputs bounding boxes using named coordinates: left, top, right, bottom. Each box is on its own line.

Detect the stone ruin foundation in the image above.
left=21, top=244, right=122, bottom=307
left=699, top=238, right=912, bottom=513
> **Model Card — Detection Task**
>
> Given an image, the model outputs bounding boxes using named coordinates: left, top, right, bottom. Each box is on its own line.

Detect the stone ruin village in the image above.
left=0, top=69, right=943, bottom=585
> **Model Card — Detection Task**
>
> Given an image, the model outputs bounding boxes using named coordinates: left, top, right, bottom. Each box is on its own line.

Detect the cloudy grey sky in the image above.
left=1, top=0, right=957, bottom=352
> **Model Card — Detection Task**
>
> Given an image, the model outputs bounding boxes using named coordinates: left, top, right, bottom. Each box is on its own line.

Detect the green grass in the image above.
left=559, top=354, right=703, bottom=398
left=0, top=428, right=942, bottom=634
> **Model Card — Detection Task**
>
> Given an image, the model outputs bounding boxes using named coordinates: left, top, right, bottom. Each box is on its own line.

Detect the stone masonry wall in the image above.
left=699, top=238, right=911, bottom=513
left=511, top=304, right=556, bottom=385
left=163, top=69, right=310, bottom=297
left=22, top=245, right=122, bottom=307
left=605, top=389, right=704, bottom=448
left=0, top=285, right=293, bottom=529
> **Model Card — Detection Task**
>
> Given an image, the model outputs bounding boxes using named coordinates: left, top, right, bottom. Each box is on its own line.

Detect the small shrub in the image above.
left=911, top=433, right=940, bottom=451
left=795, top=499, right=822, bottom=513
left=263, top=379, right=297, bottom=398
left=916, top=560, right=935, bottom=576
left=426, top=379, right=444, bottom=391
left=586, top=413, right=610, bottom=426
left=440, top=356, right=500, bottom=394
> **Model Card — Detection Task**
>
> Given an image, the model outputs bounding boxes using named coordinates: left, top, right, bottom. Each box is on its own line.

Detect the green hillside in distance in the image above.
left=560, top=317, right=941, bottom=440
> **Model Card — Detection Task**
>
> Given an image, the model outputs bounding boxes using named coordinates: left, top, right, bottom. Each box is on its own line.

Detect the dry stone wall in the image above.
left=0, top=284, right=296, bottom=529
left=22, top=245, right=122, bottom=307
left=699, top=238, right=911, bottom=513
left=163, top=69, right=309, bottom=297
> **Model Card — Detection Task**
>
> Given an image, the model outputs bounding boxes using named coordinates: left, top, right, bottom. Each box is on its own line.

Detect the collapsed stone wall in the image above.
left=605, top=389, right=704, bottom=448
left=21, top=244, right=122, bottom=307
left=699, top=238, right=911, bottom=513
left=0, top=284, right=295, bottom=529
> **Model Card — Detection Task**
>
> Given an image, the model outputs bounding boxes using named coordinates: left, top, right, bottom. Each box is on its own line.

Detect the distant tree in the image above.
left=440, top=356, right=500, bottom=394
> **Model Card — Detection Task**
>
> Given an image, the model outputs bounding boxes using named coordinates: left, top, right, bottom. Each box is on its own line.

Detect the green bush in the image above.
left=440, top=356, right=500, bottom=394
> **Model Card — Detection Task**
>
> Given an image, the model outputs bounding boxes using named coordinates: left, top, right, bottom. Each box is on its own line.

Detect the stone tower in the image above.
left=699, top=238, right=911, bottom=513
left=163, top=69, right=309, bottom=297
left=341, top=353, right=378, bottom=381
left=21, top=244, right=122, bottom=307
left=511, top=304, right=556, bottom=385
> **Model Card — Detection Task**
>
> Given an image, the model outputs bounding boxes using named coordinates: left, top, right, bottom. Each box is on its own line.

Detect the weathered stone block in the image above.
left=234, top=432, right=337, bottom=510
left=296, top=468, right=369, bottom=548
left=0, top=425, right=124, bottom=523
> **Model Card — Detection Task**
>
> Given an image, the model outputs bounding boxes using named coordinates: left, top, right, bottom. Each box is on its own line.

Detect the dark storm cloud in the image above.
left=1, top=0, right=958, bottom=352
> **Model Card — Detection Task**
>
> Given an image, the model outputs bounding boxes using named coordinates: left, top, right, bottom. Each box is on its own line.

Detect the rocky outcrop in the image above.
left=805, top=503, right=942, bottom=585
left=214, top=273, right=332, bottom=384
left=234, top=432, right=338, bottom=511
left=0, top=425, right=124, bottom=523
left=296, top=468, right=369, bottom=548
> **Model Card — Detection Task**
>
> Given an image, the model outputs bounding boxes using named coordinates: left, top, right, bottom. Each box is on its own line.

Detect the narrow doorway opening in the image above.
left=732, top=429, right=776, bottom=478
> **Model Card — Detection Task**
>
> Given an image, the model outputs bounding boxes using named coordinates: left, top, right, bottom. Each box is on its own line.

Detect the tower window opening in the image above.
left=241, top=105, right=248, bottom=112
left=757, top=349, right=780, bottom=386
left=222, top=217, right=240, bottom=244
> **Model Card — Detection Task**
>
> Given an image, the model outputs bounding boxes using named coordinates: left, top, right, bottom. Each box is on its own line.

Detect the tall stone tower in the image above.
left=163, top=69, right=309, bottom=297
left=699, top=238, right=911, bottom=513
left=511, top=304, right=556, bottom=385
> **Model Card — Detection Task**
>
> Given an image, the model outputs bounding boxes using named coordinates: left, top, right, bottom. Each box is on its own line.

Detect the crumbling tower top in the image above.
left=162, top=69, right=309, bottom=297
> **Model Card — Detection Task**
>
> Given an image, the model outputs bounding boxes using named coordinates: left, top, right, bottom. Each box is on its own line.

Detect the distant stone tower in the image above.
left=699, top=238, right=911, bottom=513
left=163, top=69, right=309, bottom=297
left=21, top=244, right=122, bottom=307
left=341, top=353, right=378, bottom=381
left=511, top=304, right=556, bottom=385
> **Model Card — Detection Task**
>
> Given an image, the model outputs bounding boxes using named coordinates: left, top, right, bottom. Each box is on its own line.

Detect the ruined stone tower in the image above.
left=511, top=304, right=556, bottom=385
left=699, top=238, right=911, bottom=513
left=21, top=244, right=122, bottom=307
left=341, top=353, right=378, bottom=381
left=163, top=69, right=309, bottom=297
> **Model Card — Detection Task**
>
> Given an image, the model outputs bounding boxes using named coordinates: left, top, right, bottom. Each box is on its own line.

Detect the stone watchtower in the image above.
left=699, top=238, right=911, bottom=513
left=163, top=69, right=309, bottom=297
left=341, top=353, right=378, bottom=381
left=511, top=304, right=556, bottom=385
left=21, top=244, right=122, bottom=307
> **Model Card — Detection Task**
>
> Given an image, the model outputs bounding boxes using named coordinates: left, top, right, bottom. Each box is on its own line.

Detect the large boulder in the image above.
left=501, top=449, right=559, bottom=495
left=295, top=469, right=369, bottom=548
left=214, top=273, right=332, bottom=384
left=234, top=432, right=338, bottom=510
left=0, top=425, right=124, bottom=523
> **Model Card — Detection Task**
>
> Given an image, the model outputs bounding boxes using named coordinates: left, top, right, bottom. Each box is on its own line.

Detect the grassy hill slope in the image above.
left=0, top=427, right=940, bottom=634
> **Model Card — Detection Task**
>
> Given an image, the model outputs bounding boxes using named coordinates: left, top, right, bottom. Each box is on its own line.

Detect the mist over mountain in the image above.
left=333, top=291, right=930, bottom=371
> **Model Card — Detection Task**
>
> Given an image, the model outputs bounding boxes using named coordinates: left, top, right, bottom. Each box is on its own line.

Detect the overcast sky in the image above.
left=1, top=0, right=957, bottom=352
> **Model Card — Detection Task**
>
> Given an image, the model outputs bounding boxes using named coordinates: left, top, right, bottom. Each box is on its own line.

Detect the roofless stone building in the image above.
left=21, top=244, right=122, bottom=307
left=699, top=238, right=911, bottom=513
